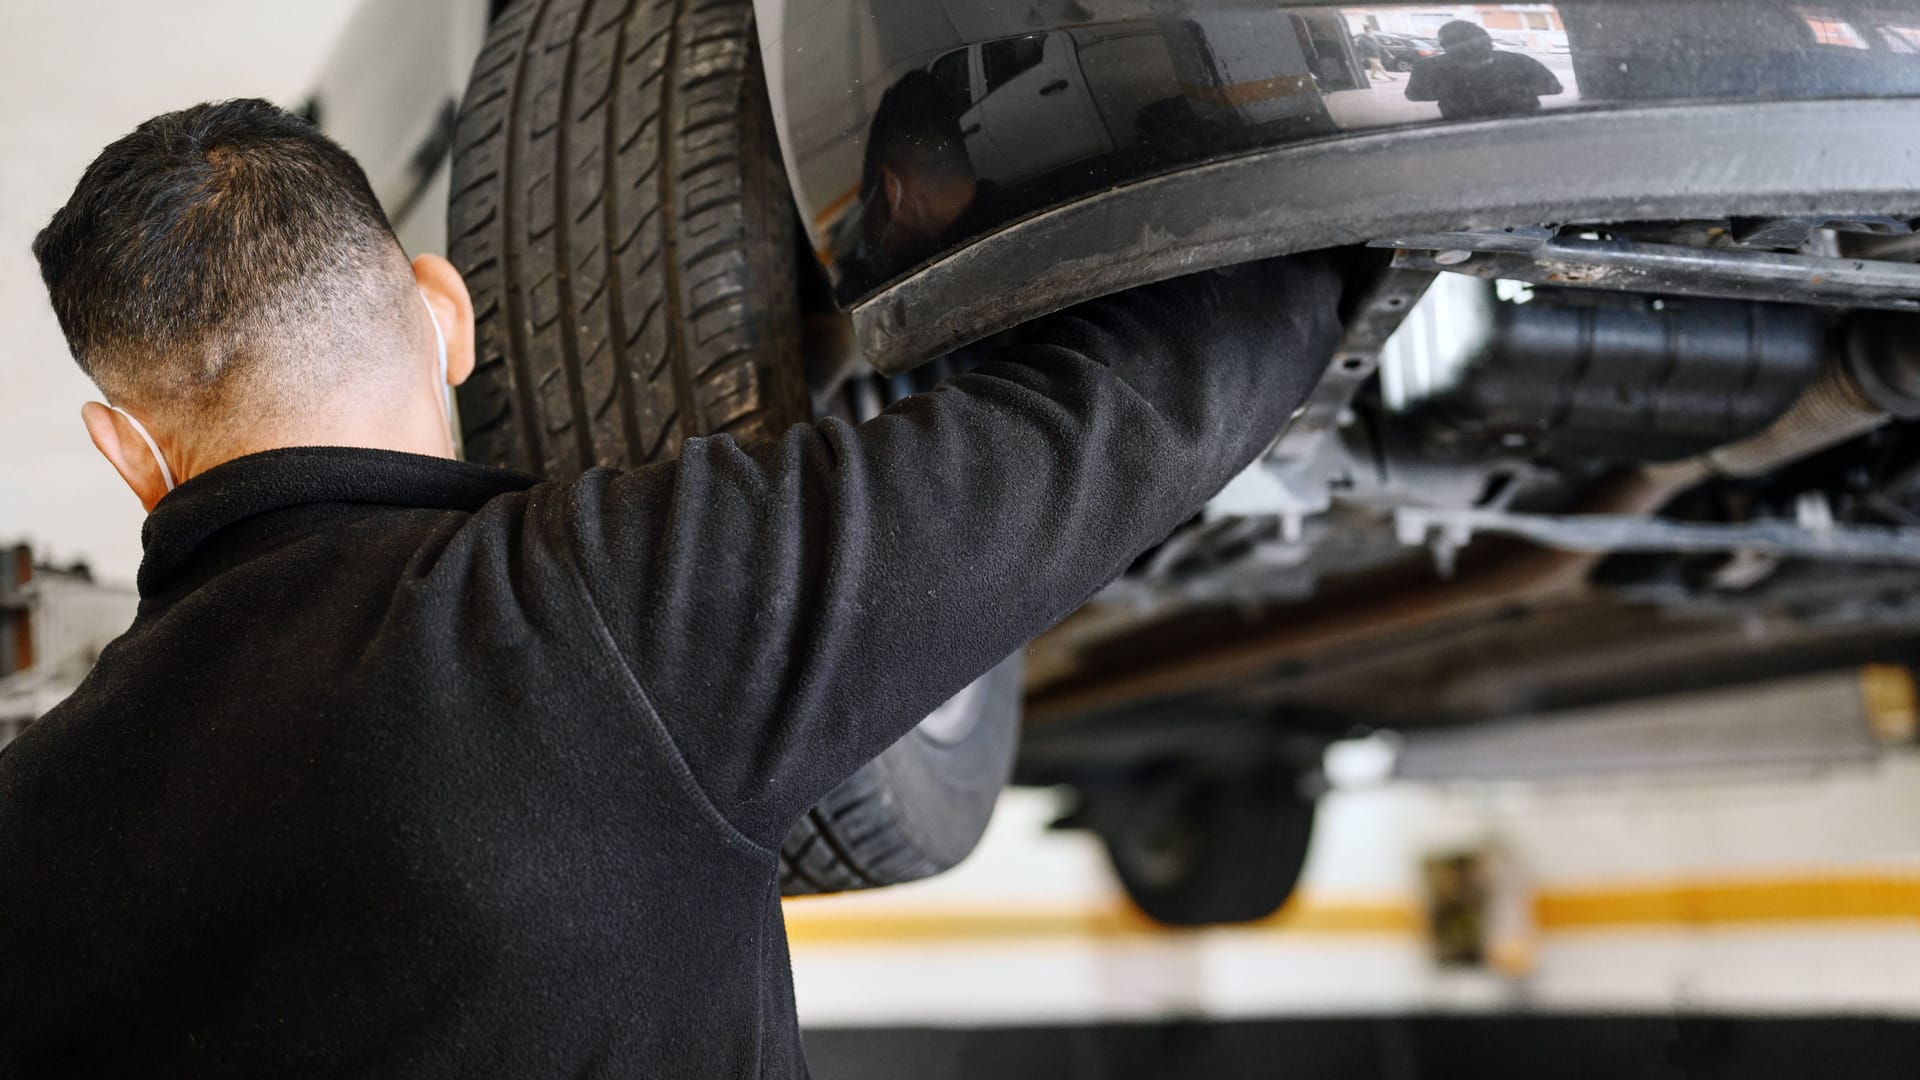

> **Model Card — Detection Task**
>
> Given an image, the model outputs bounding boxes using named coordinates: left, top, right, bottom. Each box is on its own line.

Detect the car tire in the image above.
left=782, top=655, right=1023, bottom=894
left=1095, top=763, right=1317, bottom=926
left=449, top=0, right=1019, bottom=893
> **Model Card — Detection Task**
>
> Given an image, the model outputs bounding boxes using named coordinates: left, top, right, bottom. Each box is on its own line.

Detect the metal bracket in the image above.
left=1730, top=215, right=1914, bottom=249
left=1242, top=267, right=1438, bottom=540
left=1394, top=504, right=1920, bottom=575
left=1376, top=230, right=1920, bottom=312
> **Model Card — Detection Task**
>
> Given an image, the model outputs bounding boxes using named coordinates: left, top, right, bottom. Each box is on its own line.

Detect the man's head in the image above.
left=1437, top=20, right=1495, bottom=60
left=35, top=98, right=474, bottom=509
left=859, top=71, right=979, bottom=262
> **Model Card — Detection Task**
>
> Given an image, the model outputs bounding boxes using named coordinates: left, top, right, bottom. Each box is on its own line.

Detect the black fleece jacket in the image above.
left=0, top=259, right=1339, bottom=1078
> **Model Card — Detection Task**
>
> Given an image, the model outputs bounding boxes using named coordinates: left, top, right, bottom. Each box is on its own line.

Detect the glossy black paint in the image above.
left=755, top=0, right=1920, bottom=309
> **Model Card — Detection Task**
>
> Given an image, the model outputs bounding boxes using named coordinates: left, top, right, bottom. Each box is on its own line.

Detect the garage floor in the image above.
left=805, top=1016, right=1920, bottom=1080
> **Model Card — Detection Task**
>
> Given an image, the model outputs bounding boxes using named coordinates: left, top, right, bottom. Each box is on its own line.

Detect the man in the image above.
left=1405, top=20, right=1564, bottom=120
left=0, top=99, right=1339, bottom=1076
left=1355, top=29, right=1396, bottom=82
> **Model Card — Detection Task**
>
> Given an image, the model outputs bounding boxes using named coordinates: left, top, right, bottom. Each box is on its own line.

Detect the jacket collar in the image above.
left=138, top=446, right=540, bottom=597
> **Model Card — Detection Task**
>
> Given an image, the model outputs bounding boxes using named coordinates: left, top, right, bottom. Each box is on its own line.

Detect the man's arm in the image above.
left=1404, top=60, right=1440, bottom=101
left=1524, top=55, right=1564, bottom=96
left=541, top=258, right=1341, bottom=846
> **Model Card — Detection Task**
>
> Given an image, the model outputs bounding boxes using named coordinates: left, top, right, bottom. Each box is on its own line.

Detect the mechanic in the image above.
left=1405, top=19, right=1564, bottom=120
left=0, top=99, right=1339, bottom=1077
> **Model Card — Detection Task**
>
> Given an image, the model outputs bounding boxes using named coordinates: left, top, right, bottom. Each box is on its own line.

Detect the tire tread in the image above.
left=450, top=0, right=803, bottom=479
left=778, top=770, right=949, bottom=896
left=451, top=0, right=995, bottom=899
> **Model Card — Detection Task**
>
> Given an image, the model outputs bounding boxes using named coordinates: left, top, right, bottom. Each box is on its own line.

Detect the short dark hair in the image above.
left=1437, top=20, right=1493, bottom=49
left=33, top=98, right=411, bottom=415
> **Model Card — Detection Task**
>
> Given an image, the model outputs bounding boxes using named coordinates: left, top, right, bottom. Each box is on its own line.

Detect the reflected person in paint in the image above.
left=1405, top=20, right=1564, bottom=120
left=852, top=70, right=1001, bottom=284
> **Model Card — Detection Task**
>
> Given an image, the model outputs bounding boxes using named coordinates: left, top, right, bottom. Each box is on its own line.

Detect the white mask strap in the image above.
left=420, top=291, right=451, bottom=425
left=109, top=405, right=175, bottom=493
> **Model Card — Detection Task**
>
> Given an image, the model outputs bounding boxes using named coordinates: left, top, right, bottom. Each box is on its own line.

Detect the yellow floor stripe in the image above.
left=783, top=897, right=1416, bottom=946
left=783, top=874, right=1920, bottom=945
left=1535, top=875, right=1920, bottom=929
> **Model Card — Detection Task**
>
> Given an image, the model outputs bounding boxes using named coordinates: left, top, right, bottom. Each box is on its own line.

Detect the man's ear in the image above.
left=882, top=166, right=907, bottom=217
left=412, top=253, right=475, bottom=387
left=81, top=402, right=169, bottom=512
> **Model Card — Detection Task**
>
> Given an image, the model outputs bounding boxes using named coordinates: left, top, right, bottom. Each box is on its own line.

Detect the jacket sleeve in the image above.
left=1526, top=56, right=1564, bottom=96
left=1404, top=60, right=1438, bottom=101
left=543, top=257, right=1342, bottom=846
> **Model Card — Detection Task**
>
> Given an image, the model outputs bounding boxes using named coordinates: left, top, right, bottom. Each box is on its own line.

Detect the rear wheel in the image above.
left=1091, top=762, right=1317, bottom=926
left=450, top=0, right=1018, bottom=892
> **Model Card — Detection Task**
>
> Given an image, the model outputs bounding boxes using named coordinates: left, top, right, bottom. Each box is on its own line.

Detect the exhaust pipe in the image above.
left=1707, top=314, right=1920, bottom=477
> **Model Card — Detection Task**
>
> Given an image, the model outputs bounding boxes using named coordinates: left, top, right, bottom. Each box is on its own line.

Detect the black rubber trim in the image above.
left=852, top=99, right=1920, bottom=374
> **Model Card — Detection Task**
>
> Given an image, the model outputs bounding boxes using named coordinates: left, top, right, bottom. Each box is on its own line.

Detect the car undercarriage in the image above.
left=1000, top=216, right=1920, bottom=919
left=1027, top=218, right=1920, bottom=734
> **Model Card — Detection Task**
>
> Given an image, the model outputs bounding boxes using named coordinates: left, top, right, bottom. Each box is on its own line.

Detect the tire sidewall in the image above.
left=864, top=653, right=1023, bottom=872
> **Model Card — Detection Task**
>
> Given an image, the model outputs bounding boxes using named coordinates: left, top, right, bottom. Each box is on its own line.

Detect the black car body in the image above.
left=740, top=0, right=1920, bottom=916
left=753, top=0, right=1918, bottom=366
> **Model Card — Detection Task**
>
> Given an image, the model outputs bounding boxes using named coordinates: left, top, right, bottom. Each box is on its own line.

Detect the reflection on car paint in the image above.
left=756, top=0, right=1920, bottom=304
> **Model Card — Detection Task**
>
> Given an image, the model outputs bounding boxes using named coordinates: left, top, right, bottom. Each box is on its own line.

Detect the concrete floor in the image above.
left=0, top=1, right=361, bottom=584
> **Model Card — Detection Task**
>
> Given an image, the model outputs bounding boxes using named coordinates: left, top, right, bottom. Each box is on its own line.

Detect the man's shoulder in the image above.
left=1494, top=51, right=1549, bottom=71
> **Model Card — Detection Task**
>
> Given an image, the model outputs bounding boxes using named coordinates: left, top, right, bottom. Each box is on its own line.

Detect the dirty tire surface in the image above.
left=451, top=0, right=806, bottom=477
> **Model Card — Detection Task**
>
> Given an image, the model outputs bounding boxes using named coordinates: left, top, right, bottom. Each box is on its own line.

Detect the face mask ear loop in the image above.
left=419, top=292, right=456, bottom=452
left=108, top=405, right=175, bottom=492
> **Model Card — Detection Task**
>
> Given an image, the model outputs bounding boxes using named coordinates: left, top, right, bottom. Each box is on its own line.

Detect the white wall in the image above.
left=0, top=1, right=363, bottom=586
